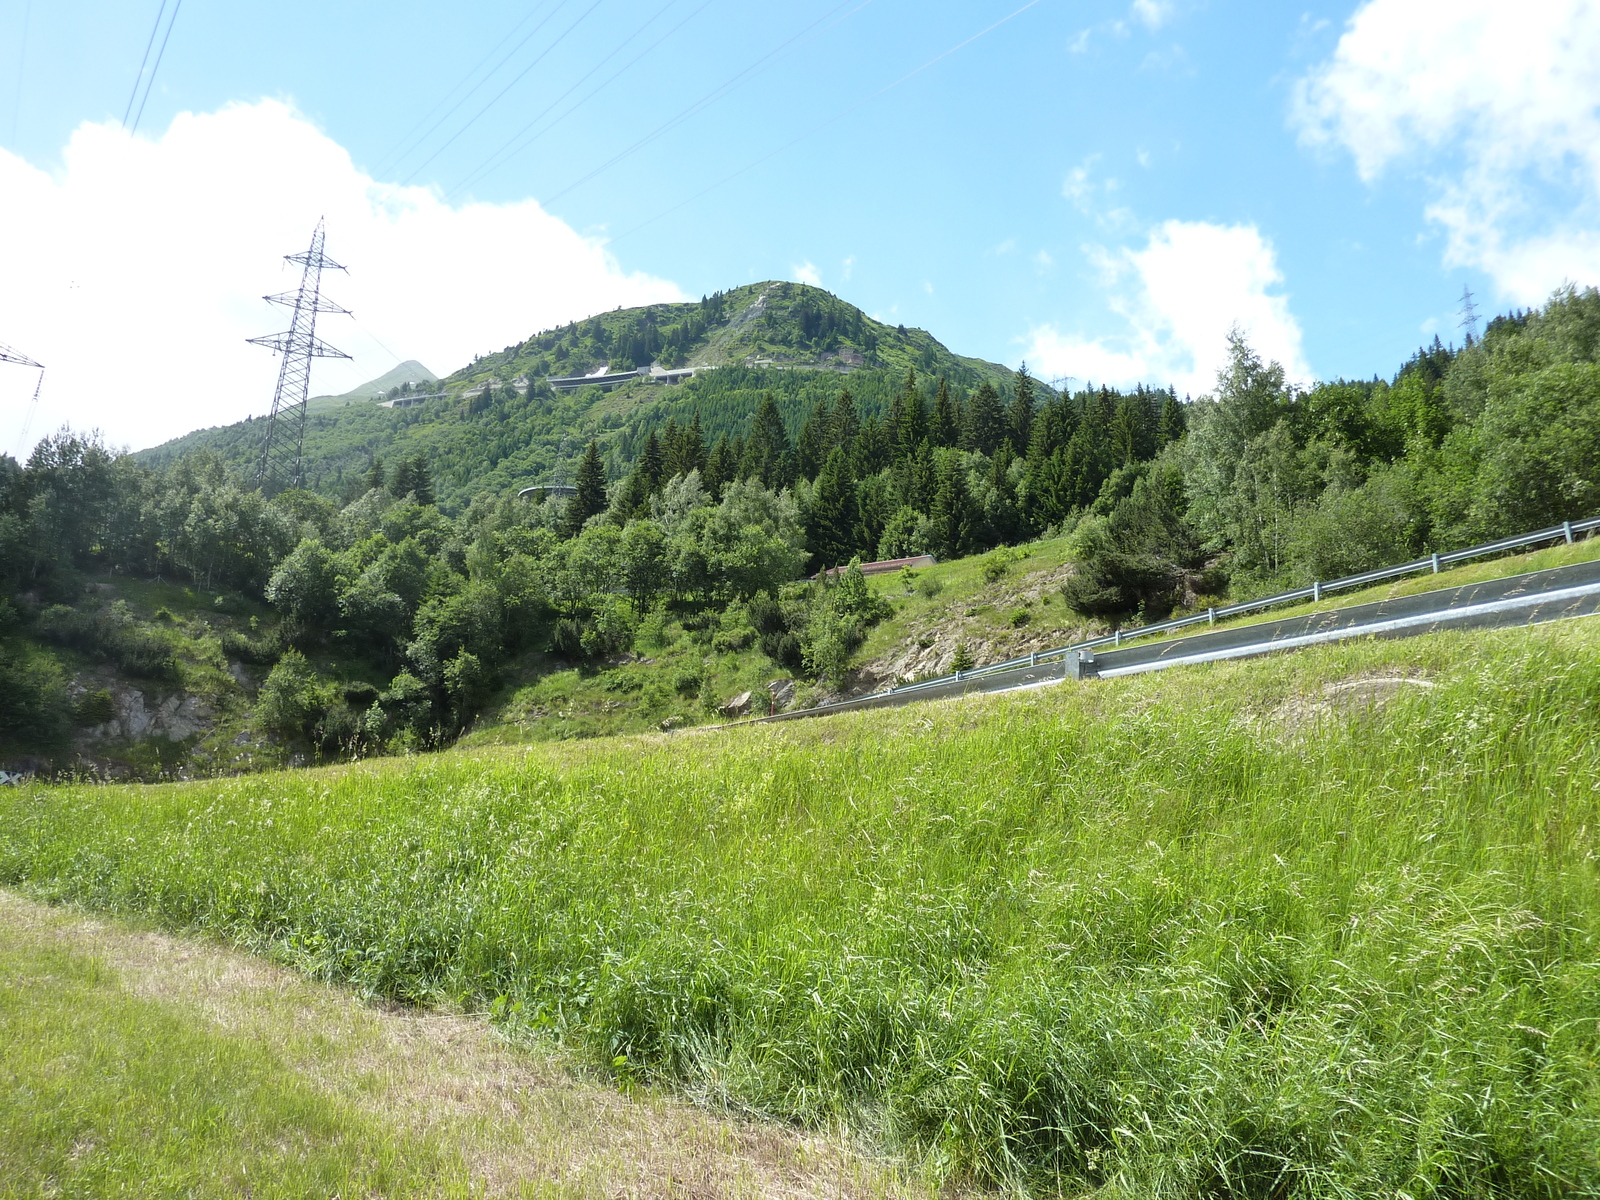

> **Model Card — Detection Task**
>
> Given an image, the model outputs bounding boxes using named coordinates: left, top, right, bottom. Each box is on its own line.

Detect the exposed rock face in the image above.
left=847, top=563, right=1093, bottom=695
left=766, top=678, right=797, bottom=711
left=720, top=691, right=753, bottom=718
left=84, top=685, right=212, bottom=743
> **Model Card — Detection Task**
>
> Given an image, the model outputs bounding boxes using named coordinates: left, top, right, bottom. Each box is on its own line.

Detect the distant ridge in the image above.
left=308, top=360, right=437, bottom=411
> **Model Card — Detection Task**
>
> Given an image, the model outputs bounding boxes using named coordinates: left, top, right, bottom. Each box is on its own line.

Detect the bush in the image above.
left=35, top=601, right=178, bottom=681
left=220, top=628, right=279, bottom=664
left=74, top=689, right=116, bottom=727
left=255, top=650, right=337, bottom=744
left=0, top=642, right=72, bottom=750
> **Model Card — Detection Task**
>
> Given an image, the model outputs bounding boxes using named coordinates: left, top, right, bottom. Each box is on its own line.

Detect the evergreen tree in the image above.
left=703, top=433, right=734, bottom=499
left=890, top=369, right=926, bottom=462
left=561, top=441, right=608, bottom=537
left=852, top=416, right=891, bottom=479
left=1110, top=394, right=1153, bottom=466
left=685, top=410, right=707, bottom=476
left=388, top=454, right=434, bottom=505
left=805, top=447, right=858, bottom=570
left=797, top=398, right=829, bottom=479
left=637, top=430, right=664, bottom=494
left=987, top=443, right=1019, bottom=545
left=828, top=388, right=859, bottom=458
left=1007, top=364, right=1035, bottom=455
left=660, top=416, right=682, bottom=475
left=929, top=453, right=973, bottom=560
left=1158, top=392, right=1187, bottom=445
left=963, top=381, right=1005, bottom=455
left=363, top=456, right=386, bottom=494
left=930, top=376, right=959, bottom=448
left=742, top=392, right=792, bottom=488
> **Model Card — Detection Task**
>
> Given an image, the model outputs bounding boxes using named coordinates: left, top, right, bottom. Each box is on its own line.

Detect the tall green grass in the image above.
left=4, top=623, right=1600, bottom=1196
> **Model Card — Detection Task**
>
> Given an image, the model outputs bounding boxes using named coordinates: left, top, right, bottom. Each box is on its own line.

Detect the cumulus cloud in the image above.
left=0, top=99, right=684, bottom=457
left=1293, top=0, right=1600, bottom=302
left=791, top=261, right=822, bottom=287
left=1025, top=220, right=1309, bottom=397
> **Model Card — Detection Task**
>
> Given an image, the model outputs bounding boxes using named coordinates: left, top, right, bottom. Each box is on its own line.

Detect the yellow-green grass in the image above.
left=0, top=902, right=450, bottom=1196
left=5, top=618, right=1600, bottom=1194
left=0, top=891, right=933, bottom=1199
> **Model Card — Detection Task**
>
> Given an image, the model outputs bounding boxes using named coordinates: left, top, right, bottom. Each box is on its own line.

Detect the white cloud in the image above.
left=0, top=99, right=684, bottom=458
left=1293, top=0, right=1600, bottom=302
left=1130, top=0, right=1174, bottom=32
left=792, top=261, right=822, bottom=287
left=1025, top=220, right=1309, bottom=397
left=841, top=255, right=855, bottom=281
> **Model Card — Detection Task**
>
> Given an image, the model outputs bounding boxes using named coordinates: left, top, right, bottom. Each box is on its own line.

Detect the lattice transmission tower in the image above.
left=248, top=220, right=351, bottom=495
left=2, top=341, right=45, bottom=459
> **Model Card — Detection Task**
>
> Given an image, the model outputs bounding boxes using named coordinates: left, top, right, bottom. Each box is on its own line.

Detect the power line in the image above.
left=372, top=0, right=567, bottom=180
left=447, top=0, right=710, bottom=200
left=400, top=0, right=607, bottom=187
left=524, top=0, right=877, bottom=209
left=608, top=0, right=1047, bottom=245
left=122, top=0, right=167, bottom=128
left=126, top=0, right=183, bottom=136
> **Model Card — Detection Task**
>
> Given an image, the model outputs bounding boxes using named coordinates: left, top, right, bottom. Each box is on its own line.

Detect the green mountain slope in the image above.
left=307, top=360, right=437, bottom=412
left=136, top=283, right=1017, bottom=509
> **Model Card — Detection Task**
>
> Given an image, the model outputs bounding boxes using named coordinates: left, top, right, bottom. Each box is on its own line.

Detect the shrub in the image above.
left=950, top=641, right=975, bottom=671
left=74, top=689, right=116, bottom=727
left=255, top=650, right=337, bottom=743
left=35, top=601, right=178, bottom=681
left=0, top=642, right=72, bottom=750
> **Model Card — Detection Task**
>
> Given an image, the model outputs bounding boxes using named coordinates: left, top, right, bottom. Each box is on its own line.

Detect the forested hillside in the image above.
left=137, top=282, right=1015, bottom=510
left=5, top=286, right=1599, bottom=778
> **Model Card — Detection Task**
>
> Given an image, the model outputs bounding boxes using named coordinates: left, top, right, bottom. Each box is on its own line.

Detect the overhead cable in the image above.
left=447, top=0, right=712, bottom=200
left=128, top=0, right=183, bottom=136
left=373, top=0, right=567, bottom=180
left=400, top=0, right=607, bottom=187
left=609, top=0, right=1048, bottom=245
left=504, top=0, right=876, bottom=207
left=122, top=0, right=168, bottom=129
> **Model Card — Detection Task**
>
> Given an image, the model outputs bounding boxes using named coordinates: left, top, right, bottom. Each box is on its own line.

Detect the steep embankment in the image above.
left=6, top=617, right=1600, bottom=1194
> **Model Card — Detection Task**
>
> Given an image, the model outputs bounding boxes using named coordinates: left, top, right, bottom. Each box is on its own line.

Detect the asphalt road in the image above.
left=754, top=556, right=1600, bottom=726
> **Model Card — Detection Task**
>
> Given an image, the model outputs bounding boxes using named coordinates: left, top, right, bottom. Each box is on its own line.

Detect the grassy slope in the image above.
left=5, top=617, right=1600, bottom=1194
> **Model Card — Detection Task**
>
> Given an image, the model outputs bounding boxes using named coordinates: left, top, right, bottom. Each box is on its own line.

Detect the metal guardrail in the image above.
left=826, top=514, right=1600, bottom=708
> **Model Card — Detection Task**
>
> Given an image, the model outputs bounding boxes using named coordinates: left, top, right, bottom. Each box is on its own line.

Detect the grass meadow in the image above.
left=4, top=618, right=1600, bottom=1196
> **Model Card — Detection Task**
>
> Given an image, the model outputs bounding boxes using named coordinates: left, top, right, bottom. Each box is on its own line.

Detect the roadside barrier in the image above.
left=820, top=514, right=1600, bottom=709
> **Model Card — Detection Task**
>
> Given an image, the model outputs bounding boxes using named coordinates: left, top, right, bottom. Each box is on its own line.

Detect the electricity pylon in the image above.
left=1458, top=286, right=1480, bottom=344
left=2, top=341, right=44, bottom=459
left=248, top=220, right=351, bottom=495
left=0, top=341, right=42, bottom=369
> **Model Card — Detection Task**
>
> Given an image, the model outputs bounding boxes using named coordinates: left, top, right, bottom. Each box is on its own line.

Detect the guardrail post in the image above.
left=1313, top=581, right=1321, bottom=602
left=1431, top=553, right=1439, bottom=573
left=1029, top=651, right=1036, bottom=667
left=1208, top=607, right=1215, bottom=626
left=1564, top=520, right=1574, bottom=544
left=1114, top=629, right=1121, bottom=647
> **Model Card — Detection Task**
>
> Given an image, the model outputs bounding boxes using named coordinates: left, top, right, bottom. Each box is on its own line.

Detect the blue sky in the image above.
left=2, top=0, right=1597, bottom=453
